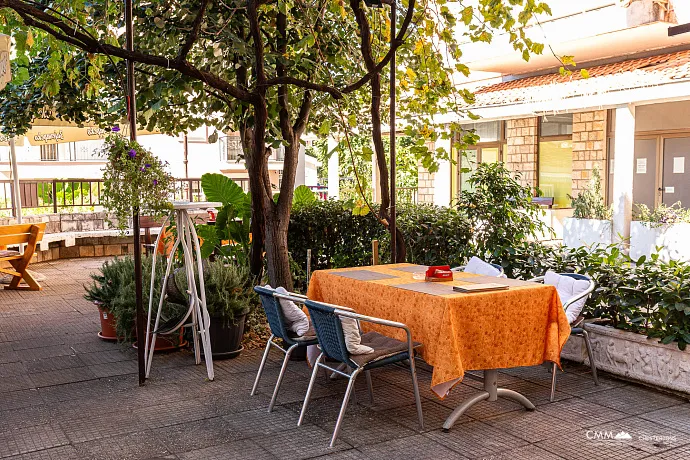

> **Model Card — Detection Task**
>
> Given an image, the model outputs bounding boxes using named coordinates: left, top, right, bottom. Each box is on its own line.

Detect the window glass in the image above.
left=459, top=150, right=477, bottom=192
left=540, top=114, right=573, bottom=137
left=481, top=147, right=499, bottom=163
left=538, top=140, right=573, bottom=208
left=461, top=121, right=500, bottom=143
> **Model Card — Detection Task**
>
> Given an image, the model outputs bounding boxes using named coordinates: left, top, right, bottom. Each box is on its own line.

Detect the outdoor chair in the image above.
left=451, top=256, right=505, bottom=277
left=529, top=272, right=599, bottom=401
left=252, top=286, right=319, bottom=412
left=300, top=298, right=424, bottom=447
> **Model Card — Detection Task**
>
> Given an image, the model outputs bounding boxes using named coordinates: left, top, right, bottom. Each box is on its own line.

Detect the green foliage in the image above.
left=172, top=260, right=257, bottom=320
left=569, top=166, right=612, bottom=220
left=101, top=133, right=175, bottom=232
left=633, top=201, right=690, bottom=226
left=456, top=162, right=549, bottom=258
left=292, top=185, right=317, bottom=209
left=199, top=173, right=251, bottom=264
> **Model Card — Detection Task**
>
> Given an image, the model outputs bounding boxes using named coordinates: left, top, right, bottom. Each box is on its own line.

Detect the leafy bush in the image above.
left=634, top=201, right=690, bottom=225
left=456, top=162, right=549, bottom=257
left=569, top=166, right=612, bottom=220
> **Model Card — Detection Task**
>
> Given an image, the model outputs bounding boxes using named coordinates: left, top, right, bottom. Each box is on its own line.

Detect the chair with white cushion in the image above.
left=530, top=271, right=598, bottom=401
left=452, top=256, right=505, bottom=277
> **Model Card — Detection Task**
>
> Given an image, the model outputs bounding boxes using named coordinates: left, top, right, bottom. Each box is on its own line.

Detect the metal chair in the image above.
left=300, top=299, right=424, bottom=447
left=530, top=272, right=599, bottom=401
left=252, top=286, right=319, bottom=412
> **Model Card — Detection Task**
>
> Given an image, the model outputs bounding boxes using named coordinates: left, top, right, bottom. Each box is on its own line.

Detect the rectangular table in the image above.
left=307, top=263, right=571, bottom=430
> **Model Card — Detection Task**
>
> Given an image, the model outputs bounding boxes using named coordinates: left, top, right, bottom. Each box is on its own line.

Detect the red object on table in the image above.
left=425, top=265, right=453, bottom=280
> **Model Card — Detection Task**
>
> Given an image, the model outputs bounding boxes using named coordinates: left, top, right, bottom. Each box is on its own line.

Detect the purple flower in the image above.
left=140, top=167, right=146, bottom=172
left=153, top=179, right=158, bottom=186
left=128, top=149, right=136, bottom=158
left=111, top=126, right=120, bottom=132
left=145, top=163, right=151, bottom=168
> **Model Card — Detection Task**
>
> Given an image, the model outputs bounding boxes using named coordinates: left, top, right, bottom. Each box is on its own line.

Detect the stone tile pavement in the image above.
left=1, top=257, right=689, bottom=459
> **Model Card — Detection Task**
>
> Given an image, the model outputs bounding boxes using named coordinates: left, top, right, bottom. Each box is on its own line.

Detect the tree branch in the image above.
left=177, top=0, right=211, bottom=63
left=264, top=76, right=342, bottom=99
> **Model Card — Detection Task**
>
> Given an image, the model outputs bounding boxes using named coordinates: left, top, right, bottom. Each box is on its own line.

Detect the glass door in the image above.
left=632, top=138, right=658, bottom=210
left=662, top=137, right=690, bottom=207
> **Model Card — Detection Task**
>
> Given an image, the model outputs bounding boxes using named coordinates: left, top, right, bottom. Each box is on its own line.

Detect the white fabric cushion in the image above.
left=544, top=271, right=590, bottom=324
left=337, top=306, right=374, bottom=355
left=269, top=286, right=311, bottom=336
left=464, top=256, right=502, bottom=277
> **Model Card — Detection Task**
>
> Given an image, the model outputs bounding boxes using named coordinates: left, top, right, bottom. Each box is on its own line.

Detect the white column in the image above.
left=295, top=144, right=306, bottom=187
left=612, top=104, right=635, bottom=244
left=433, top=137, right=452, bottom=207
left=327, top=137, right=339, bottom=200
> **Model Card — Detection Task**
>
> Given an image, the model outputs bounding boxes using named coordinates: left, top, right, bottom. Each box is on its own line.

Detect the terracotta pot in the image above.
left=96, top=303, right=119, bottom=341
left=133, top=329, right=187, bottom=353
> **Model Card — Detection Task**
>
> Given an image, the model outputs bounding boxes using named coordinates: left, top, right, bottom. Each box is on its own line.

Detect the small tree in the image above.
left=569, top=165, right=612, bottom=220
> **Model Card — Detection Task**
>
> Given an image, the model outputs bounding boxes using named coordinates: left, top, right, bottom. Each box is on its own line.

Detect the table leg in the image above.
left=442, top=369, right=535, bottom=432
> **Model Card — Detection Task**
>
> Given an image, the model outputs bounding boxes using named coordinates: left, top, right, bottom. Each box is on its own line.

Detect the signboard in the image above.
left=0, top=133, right=24, bottom=147
left=0, top=34, right=10, bottom=91
left=26, top=126, right=108, bottom=145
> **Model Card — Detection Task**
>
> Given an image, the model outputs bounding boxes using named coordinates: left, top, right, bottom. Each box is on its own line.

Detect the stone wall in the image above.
left=417, top=166, right=435, bottom=204
left=572, top=110, right=607, bottom=197
left=0, top=212, right=118, bottom=234
left=505, top=117, right=538, bottom=189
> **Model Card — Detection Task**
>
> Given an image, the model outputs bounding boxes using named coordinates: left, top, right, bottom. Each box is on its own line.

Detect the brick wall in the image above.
left=505, top=117, right=538, bottom=189
left=417, top=166, right=435, bottom=204
left=572, top=110, right=607, bottom=197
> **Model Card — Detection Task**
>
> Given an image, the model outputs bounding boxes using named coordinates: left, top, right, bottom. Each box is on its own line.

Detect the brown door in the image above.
left=633, top=138, right=658, bottom=210
left=662, top=137, right=690, bottom=207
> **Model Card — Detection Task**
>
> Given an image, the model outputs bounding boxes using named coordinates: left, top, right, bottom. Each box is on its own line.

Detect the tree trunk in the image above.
left=264, top=207, right=293, bottom=290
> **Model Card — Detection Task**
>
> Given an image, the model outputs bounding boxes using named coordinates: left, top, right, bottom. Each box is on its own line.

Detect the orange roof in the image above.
left=472, top=49, right=690, bottom=107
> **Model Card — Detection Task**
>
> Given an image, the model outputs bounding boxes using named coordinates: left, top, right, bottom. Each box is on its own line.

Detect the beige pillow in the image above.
left=337, top=306, right=373, bottom=355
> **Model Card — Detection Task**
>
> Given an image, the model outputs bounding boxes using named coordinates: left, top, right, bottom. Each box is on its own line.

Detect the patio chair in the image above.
left=451, top=256, right=505, bottom=277
left=300, top=299, right=424, bottom=447
left=252, top=286, right=319, bottom=412
left=529, top=272, right=599, bottom=401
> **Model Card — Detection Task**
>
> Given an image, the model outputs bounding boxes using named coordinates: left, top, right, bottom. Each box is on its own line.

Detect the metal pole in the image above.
left=389, top=5, right=397, bottom=263
left=9, top=138, right=21, bottom=223
left=183, top=134, right=189, bottom=179
left=125, top=0, right=145, bottom=386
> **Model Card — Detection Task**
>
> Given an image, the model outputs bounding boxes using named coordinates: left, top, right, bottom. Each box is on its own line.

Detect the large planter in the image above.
left=630, top=221, right=690, bottom=262
left=562, top=323, right=690, bottom=395
left=563, top=217, right=612, bottom=248
left=204, top=312, right=247, bottom=359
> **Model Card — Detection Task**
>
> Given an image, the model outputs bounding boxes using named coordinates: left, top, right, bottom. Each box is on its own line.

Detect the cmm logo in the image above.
left=586, top=431, right=632, bottom=441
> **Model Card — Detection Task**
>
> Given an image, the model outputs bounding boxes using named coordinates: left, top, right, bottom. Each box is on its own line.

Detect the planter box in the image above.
left=630, top=221, right=690, bottom=262
left=563, top=218, right=612, bottom=248
left=562, top=323, right=690, bottom=395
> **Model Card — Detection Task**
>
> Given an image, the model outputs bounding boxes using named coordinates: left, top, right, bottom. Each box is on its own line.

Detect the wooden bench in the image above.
left=0, top=223, right=46, bottom=291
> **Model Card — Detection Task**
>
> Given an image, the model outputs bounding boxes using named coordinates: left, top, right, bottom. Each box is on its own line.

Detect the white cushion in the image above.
left=464, top=256, right=502, bottom=277
left=269, top=286, right=311, bottom=336
left=544, top=271, right=590, bottom=324
left=337, top=306, right=374, bottom=355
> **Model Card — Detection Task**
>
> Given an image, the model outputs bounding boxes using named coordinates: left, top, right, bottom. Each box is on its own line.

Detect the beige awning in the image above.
left=0, top=34, right=10, bottom=91
left=25, top=122, right=160, bottom=146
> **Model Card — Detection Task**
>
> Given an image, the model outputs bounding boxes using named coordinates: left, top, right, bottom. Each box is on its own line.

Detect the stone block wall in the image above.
left=505, top=117, right=538, bottom=189
left=572, top=110, right=607, bottom=197
left=417, top=167, right=435, bottom=204
left=0, top=212, right=119, bottom=233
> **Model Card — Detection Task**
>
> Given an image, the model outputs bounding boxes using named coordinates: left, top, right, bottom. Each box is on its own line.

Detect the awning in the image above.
left=25, top=121, right=159, bottom=145
left=0, top=34, right=10, bottom=91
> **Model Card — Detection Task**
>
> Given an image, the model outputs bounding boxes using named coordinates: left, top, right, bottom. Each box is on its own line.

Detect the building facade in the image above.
left=423, top=0, right=690, bottom=240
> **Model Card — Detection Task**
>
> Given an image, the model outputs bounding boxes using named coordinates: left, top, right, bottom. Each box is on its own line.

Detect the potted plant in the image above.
left=630, top=202, right=690, bottom=262
left=172, top=259, right=256, bottom=359
left=84, top=258, right=126, bottom=341
left=563, top=166, right=612, bottom=248
left=100, top=126, right=175, bottom=232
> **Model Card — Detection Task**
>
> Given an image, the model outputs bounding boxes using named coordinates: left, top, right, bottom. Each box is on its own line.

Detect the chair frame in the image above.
left=300, top=299, right=424, bottom=447
left=530, top=273, right=599, bottom=400
left=251, top=287, right=319, bottom=412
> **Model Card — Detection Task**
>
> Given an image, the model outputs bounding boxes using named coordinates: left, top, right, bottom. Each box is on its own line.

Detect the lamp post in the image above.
left=124, top=0, right=146, bottom=386
left=364, top=0, right=397, bottom=263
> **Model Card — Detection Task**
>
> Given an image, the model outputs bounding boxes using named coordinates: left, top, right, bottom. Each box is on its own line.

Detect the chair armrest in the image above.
left=562, top=281, right=595, bottom=310
left=273, top=292, right=308, bottom=304
left=528, top=276, right=545, bottom=283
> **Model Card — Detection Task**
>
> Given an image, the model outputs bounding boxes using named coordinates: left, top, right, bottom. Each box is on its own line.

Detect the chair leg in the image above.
left=582, top=330, right=599, bottom=385
left=251, top=335, right=274, bottom=396
left=331, top=369, right=361, bottom=448
left=550, top=362, right=557, bottom=402
left=409, top=357, right=425, bottom=430
left=268, top=343, right=297, bottom=412
left=299, top=353, right=324, bottom=426
left=365, top=370, right=374, bottom=404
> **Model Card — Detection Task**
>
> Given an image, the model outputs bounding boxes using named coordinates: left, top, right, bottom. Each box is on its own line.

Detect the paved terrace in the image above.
left=1, top=257, right=690, bottom=460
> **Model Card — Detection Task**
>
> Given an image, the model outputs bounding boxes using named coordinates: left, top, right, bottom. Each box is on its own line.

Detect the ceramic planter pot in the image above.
left=95, top=302, right=120, bottom=341
left=630, top=221, right=690, bottom=262
left=133, top=329, right=187, bottom=352
left=203, top=312, right=247, bottom=359
left=563, top=217, right=612, bottom=249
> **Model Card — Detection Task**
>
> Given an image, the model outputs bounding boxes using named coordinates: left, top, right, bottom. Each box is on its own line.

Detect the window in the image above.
left=538, top=113, right=573, bottom=208
left=454, top=122, right=504, bottom=195
left=40, top=144, right=58, bottom=161
left=226, top=136, right=242, bottom=161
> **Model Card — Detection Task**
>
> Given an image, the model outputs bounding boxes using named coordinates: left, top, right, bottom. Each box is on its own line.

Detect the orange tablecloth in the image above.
left=307, top=263, right=571, bottom=398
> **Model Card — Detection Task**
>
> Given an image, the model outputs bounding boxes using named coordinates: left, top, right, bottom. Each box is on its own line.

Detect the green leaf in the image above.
left=201, top=173, right=246, bottom=208
left=293, top=185, right=316, bottom=208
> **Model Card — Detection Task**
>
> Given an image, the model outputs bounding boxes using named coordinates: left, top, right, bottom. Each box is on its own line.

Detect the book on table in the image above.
left=452, top=283, right=509, bottom=293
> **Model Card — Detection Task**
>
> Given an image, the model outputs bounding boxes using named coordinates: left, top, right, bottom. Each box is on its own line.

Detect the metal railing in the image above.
left=397, top=187, right=418, bottom=204
left=0, top=177, right=251, bottom=216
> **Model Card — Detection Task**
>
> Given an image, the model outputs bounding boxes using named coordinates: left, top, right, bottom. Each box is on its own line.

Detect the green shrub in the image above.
left=633, top=201, right=690, bottom=225
left=569, top=165, right=612, bottom=220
